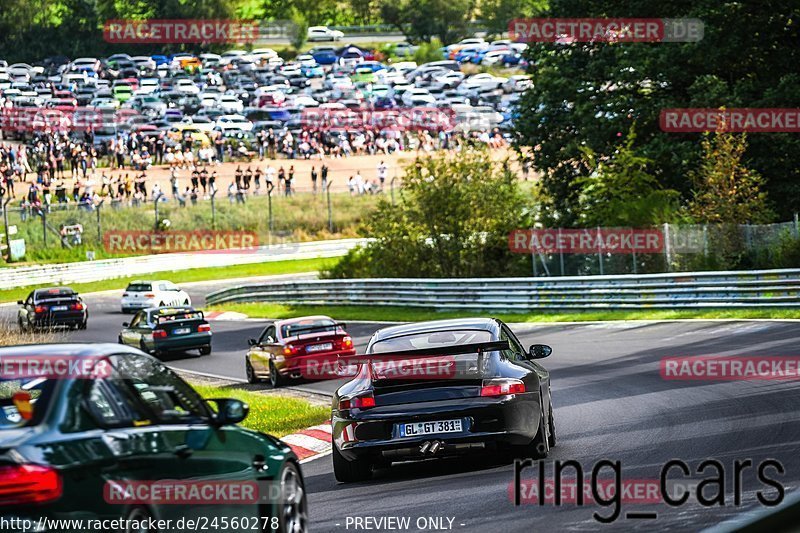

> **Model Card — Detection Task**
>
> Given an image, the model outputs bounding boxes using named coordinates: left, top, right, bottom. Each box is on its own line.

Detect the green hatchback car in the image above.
left=0, top=343, right=307, bottom=532
left=119, top=307, right=212, bottom=357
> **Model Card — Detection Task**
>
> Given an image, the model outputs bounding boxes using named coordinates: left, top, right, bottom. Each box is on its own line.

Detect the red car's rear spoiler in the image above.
left=338, top=340, right=509, bottom=365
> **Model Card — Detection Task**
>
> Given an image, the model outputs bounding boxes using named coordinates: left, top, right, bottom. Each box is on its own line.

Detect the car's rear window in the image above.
left=126, top=283, right=152, bottom=292
left=153, top=310, right=203, bottom=324
left=281, top=318, right=338, bottom=338
left=0, top=378, right=55, bottom=429
left=370, top=329, right=492, bottom=353
left=34, top=287, right=75, bottom=300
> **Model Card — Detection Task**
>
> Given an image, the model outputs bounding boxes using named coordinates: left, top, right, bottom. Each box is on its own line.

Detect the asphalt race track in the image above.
left=3, top=280, right=800, bottom=531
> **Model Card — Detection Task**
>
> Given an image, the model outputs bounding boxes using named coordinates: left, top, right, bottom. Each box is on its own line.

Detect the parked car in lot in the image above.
left=0, top=343, right=307, bottom=531
left=119, top=306, right=212, bottom=356
left=331, top=317, right=555, bottom=482
left=17, top=287, right=87, bottom=331
left=245, top=316, right=356, bottom=387
left=120, top=279, right=191, bottom=313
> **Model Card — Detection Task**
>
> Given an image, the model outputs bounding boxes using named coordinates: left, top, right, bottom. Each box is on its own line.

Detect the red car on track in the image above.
left=245, top=315, right=356, bottom=387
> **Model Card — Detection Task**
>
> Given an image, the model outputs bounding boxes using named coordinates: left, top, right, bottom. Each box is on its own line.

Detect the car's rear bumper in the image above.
left=32, top=312, right=86, bottom=327
left=152, top=332, right=212, bottom=353
left=275, top=349, right=357, bottom=380
left=333, top=394, right=541, bottom=461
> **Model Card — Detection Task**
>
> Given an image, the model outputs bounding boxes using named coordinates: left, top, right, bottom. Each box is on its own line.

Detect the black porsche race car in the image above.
left=331, top=317, right=556, bottom=482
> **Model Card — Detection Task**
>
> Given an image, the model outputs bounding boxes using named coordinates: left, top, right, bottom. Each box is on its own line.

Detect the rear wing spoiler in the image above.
left=338, top=340, right=509, bottom=365
left=284, top=322, right=347, bottom=338
left=155, top=310, right=204, bottom=324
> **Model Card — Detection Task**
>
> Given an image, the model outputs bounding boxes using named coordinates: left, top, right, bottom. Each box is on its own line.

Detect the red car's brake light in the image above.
left=339, top=392, right=375, bottom=410
left=283, top=344, right=299, bottom=356
left=341, top=336, right=353, bottom=349
left=152, top=329, right=167, bottom=338
left=198, top=324, right=211, bottom=332
left=480, top=379, right=526, bottom=397
left=0, top=464, right=62, bottom=506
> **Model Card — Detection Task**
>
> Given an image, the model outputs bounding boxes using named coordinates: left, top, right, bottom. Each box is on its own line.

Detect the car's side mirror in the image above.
left=16, top=300, right=23, bottom=305
left=122, top=322, right=129, bottom=327
left=247, top=338, right=257, bottom=346
left=207, top=398, right=249, bottom=426
left=528, top=344, right=552, bottom=359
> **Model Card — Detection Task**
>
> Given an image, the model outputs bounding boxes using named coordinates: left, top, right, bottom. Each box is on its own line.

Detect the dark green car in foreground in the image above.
left=119, top=307, right=212, bottom=357
left=0, top=344, right=307, bottom=532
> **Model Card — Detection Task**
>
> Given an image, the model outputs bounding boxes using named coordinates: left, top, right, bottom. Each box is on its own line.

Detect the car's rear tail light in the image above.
left=339, top=392, right=375, bottom=410
left=480, top=378, right=526, bottom=397
left=0, top=464, right=62, bottom=505
left=34, top=305, right=47, bottom=314
left=283, top=344, right=298, bottom=356
left=198, top=324, right=211, bottom=332
left=144, top=293, right=155, bottom=298
left=70, top=303, right=84, bottom=311
left=341, top=336, right=353, bottom=349
left=152, top=329, right=167, bottom=338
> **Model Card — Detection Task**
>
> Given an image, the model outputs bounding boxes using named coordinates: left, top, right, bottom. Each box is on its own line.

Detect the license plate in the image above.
left=51, top=305, right=68, bottom=311
left=173, top=327, right=190, bottom=335
left=307, top=343, right=333, bottom=353
left=398, top=419, right=462, bottom=438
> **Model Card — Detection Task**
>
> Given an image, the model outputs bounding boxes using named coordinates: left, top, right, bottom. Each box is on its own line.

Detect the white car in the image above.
left=121, top=280, right=191, bottom=313
left=503, top=75, right=532, bottom=93
left=307, top=26, right=344, bottom=41
left=220, top=50, right=249, bottom=66
left=401, top=88, right=436, bottom=107
left=481, top=49, right=512, bottom=66
left=175, top=79, right=200, bottom=94
left=458, top=73, right=508, bottom=93
left=215, top=114, right=254, bottom=132
left=218, top=94, right=244, bottom=113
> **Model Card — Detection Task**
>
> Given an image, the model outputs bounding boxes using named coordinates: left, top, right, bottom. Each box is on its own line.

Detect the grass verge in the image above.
left=206, top=302, right=800, bottom=323
left=191, top=384, right=329, bottom=438
left=0, top=257, right=334, bottom=304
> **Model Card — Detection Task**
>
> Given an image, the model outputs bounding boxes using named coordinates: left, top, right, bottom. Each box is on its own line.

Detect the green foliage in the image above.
left=687, top=130, right=773, bottom=225
left=192, top=384, right=329, bottom=438
left=379, top=0, right=476, bottom=43
left=325, top=148, right=532, bottom=278
left=411, top=39, right=445, bottom=63
left=576, top=126, right=680, bottom=227
left=288, top=10, right=309, bottom=51
left=480, top=0, right=547, bottom=38
left=514, top=0, right=800, bottom=224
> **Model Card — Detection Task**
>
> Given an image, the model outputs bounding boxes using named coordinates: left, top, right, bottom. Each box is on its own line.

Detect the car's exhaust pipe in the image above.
left=429, top=440, right=442, bottom=455
left=419, top=441, right=431, bottom=454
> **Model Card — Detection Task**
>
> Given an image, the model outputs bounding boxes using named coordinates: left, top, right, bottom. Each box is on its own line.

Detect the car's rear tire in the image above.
left=78, top=320, right=87, bottom=330
left=332, top=443, right=372, bottom=483
left=530, top=393, right=551, bottom=459
left=199, top=345, right=211, bottom=355
left=274, top=461, right=309, bottom=533
left=269, top=361, right=286, bottom=388
left=139, top=339, right=151, bottom=355
left=18, top=317, right=27, bottom=333
left=124, top=506, right=157, bottom=533
left=246, top=359, right=260, bottom=383
left=547, top=399, right=557, bottom=448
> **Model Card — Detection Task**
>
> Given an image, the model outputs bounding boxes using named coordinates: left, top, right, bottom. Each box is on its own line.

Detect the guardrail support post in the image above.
left=2, top=197, right=11, bottom=263
left=558, top=227, right=565, bottom=276
left=597, top=226, right=604, bottom=276
left=267, top=183, right=274, bottom=245
left=211, top=190, right=217, bottom=230
left=663, top=223, right=671, bottom=271
left=96, top=201, right=103, bottom=243
left=794, top=213, right=799, bottom=238
left=327, top=180, right=334, bottom=233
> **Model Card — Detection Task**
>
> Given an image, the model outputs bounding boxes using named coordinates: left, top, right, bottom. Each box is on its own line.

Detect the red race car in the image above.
left=246, top=315, right=356, bottom=387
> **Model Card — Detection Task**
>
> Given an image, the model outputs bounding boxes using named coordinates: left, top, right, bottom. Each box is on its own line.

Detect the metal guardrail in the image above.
left=0, top=239, right=365, bottom=291
left=206, top=268, right=800, bottom=310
